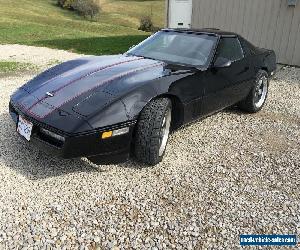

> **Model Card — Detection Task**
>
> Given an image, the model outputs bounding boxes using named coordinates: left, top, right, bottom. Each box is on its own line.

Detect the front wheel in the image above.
left=238, top=70, right=269, bottom=113
left=134, top=98, right=172, bottom=165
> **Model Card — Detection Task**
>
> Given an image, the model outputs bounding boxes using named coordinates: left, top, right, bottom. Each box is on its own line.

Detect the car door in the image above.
left=200, top=36, right=254, bottom=116
left=168, top=68, right=206, bottom=123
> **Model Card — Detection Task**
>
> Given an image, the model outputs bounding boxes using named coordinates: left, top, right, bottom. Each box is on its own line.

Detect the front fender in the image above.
left=121, top=74, right=186, bottom=122
left=86, top=99, right=128, bottom=129
left=121, top=83, right=158, bottom=120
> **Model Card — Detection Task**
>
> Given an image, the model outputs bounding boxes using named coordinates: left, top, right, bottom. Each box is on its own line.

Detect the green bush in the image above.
left=57, top=0, right=100, bottom=19
left=138, top=16, right=155, bottom=32
left=72, top=0, right=100, bottom=19
left=57, top=0, right=75, bottom=9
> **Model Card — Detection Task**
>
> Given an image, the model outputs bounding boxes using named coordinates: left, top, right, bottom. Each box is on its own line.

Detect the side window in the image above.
left=217, top=37, right=244, bottom=62
left=240, top=40, right=252, bottom=56
left=240, top=37, right=257, bottom=55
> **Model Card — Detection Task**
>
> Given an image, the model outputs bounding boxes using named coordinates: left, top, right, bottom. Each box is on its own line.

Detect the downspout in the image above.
left=165, top=0, right=170, bottom=28
left=190, top=0, right=193, bottom=29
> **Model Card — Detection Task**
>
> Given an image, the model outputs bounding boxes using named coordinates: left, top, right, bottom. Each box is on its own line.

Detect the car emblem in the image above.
left=46, top=92, right=54, bottom=97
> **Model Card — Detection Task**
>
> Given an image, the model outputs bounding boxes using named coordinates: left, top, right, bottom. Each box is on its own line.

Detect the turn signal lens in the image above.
left=102, top=131, right=112, bottom=139
left=101, top=127, right=129, bottom=139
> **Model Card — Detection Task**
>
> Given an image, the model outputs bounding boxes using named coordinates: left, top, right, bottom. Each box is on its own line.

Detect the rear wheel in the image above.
left=134, top=98, right=172, bottom=165
left=238, top=70, right=269, bottom=113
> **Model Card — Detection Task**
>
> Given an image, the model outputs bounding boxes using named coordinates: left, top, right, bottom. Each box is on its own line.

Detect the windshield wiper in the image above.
left=165, top=63, right=202, bottom=71
left=126, top=53, right=202, bottom=70
left=126, top=53, right=156, bottom=61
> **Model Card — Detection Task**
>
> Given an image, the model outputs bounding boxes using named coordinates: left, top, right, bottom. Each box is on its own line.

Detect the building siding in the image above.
left=191, top=0, right=300, bottom=66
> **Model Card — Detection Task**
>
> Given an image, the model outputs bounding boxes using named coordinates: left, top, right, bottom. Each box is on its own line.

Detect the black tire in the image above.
left=238, top=70, right=269, bottom=113
left=134, top=98, right=172, bottom=165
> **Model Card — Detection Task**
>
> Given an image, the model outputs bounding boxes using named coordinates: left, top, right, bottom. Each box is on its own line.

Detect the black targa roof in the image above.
left=162, top=28, right=237, bottom=37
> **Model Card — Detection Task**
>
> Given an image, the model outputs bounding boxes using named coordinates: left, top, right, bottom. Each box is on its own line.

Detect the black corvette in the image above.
left=9, top=28, right=276, bottom=165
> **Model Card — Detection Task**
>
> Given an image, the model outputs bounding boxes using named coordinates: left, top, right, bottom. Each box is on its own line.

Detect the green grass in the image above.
left=100, top=0, right=165, bottom=28
left=0, top=61, right=36, bottom=73
left=0, top=0, right=164, bottom=55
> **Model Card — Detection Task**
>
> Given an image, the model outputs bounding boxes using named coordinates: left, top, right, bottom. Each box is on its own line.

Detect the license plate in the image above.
left=17, top=116, right=33, bottom=141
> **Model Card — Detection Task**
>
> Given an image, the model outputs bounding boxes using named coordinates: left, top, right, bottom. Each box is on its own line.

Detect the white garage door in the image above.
left=169, top=0, right=192, bottom=29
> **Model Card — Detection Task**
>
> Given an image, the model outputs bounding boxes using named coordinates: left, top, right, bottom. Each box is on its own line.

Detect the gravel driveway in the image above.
left=0, top=45, right=299, bottom=249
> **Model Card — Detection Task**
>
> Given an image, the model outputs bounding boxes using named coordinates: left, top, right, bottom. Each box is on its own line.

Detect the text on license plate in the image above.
left=17, top=116, right=33, bottom=141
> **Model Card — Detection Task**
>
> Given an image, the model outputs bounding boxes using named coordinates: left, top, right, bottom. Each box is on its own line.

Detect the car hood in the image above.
left=14, top=55, right=166, bottom=119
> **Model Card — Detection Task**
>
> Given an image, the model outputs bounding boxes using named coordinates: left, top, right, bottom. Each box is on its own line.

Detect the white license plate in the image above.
left=17, top=116, right=33, bottom=141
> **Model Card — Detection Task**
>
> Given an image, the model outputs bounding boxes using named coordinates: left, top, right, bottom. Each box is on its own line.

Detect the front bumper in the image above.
left=9, top=102, right=136, bottom=164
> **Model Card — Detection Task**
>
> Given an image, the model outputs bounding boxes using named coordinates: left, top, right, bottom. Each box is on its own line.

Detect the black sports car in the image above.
left=9, top=28, right=276, bottom=165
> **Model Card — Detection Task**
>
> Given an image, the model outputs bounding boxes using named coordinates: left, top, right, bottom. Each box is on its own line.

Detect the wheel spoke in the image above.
left=159, top=108, right=171, bottom=157
left=254, top=75, right=268, bottom=108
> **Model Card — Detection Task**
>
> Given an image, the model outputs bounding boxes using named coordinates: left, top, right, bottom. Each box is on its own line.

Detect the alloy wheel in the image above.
left=254, top=76, right=268, bottom=108
left=159, top=108, right=172, bottom=157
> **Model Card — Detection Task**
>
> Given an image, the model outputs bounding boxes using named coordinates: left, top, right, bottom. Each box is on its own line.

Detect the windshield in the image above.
left=126, top=31, right=218, bottom=67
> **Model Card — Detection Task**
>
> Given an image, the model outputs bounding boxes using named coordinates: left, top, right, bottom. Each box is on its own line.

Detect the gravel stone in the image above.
left=0, top=45, right=299, bottom=249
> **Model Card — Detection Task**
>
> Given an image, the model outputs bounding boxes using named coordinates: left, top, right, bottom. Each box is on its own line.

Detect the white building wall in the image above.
left=183, top=0, right=300, bottom=65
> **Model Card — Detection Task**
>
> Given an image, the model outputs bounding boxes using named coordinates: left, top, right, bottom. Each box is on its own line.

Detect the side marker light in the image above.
left=102, top=131, right=113, bottom=139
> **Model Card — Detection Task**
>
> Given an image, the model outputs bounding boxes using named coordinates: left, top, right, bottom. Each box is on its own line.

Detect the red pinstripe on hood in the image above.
left=17, top=55, right=165, bottom=119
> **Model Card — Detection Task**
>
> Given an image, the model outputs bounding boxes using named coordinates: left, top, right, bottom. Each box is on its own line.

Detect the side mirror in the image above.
left=213, top=57, right=232, bottom=68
